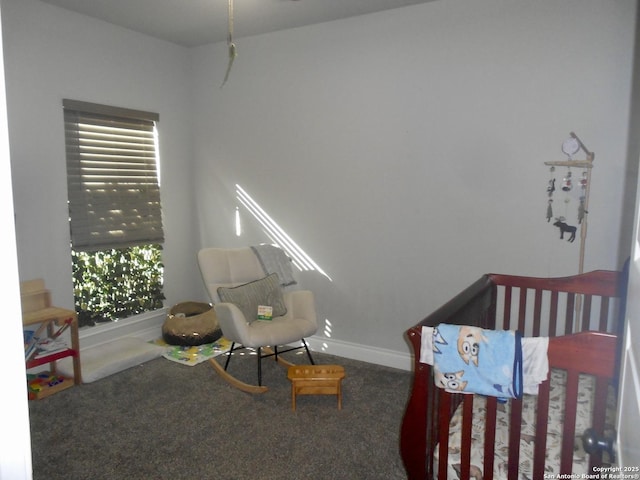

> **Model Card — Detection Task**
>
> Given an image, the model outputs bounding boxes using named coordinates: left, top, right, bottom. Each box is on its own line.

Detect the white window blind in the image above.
left=63, top=99, right=164, bottom=252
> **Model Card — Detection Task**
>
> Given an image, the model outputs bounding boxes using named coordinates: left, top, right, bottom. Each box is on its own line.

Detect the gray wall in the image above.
left=191, top=0, right=638, bottom=357
left=3, top=0, right=637, bottom=365
left=2, top=0, right=200, bottom=310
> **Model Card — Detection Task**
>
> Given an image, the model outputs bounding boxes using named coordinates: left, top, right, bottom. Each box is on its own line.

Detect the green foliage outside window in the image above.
left=71, top=244, right=165, bottom=327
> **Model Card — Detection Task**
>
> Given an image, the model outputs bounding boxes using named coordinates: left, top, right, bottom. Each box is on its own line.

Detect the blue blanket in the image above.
left=432, top=324, right=523, bottom=400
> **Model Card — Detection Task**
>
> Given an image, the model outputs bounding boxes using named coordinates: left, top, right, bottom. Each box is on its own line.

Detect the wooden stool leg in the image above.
left=337, top=382, right=342, bottom=410
left=291, top=383, right=297, bottom=411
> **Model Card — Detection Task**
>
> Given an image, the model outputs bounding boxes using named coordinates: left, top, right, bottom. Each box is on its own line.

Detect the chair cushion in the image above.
left=217, top=273, right=287, bottom=322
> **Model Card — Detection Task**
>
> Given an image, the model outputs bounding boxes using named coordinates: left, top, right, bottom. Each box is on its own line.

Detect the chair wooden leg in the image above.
left=209, top=356, right=268, bottom=394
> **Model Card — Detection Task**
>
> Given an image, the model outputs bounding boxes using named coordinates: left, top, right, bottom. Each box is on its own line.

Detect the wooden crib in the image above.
left=399, top=270, right=626, bottom=480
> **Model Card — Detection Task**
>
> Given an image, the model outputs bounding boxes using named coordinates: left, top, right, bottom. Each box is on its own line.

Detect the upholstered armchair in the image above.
left=197, top=246, right=317, bottom=392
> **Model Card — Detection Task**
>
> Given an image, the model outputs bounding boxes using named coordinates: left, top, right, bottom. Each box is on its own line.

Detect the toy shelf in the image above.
left=26, top=348, right=77, bottom=370
left=22, top=279, right=82, bottom=399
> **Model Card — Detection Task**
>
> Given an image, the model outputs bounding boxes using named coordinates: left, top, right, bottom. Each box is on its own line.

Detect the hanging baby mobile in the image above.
left=544, top=132, right=594, bottom=274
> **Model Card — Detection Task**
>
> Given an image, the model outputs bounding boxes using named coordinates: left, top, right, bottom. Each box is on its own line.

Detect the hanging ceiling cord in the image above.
left=221, top=0, right=237, bottom=87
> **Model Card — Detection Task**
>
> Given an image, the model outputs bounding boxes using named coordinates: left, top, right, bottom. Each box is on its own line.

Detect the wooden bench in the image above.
left=287, top=365, right=345, bottom=411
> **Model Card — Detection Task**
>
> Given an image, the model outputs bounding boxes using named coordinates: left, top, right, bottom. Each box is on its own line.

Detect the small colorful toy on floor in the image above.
left=27, top=372, right=71, bottom=400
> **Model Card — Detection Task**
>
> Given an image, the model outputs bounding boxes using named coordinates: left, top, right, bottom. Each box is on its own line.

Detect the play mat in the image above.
left=153, top=337, right=232, bottom=366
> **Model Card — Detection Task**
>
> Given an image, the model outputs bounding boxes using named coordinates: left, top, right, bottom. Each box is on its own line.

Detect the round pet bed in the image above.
left=162, top=301, right=222, bottom=346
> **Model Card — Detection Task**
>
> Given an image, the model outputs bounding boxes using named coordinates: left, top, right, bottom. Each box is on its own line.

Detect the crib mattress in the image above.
left=435, top=369, right=615, bottom=479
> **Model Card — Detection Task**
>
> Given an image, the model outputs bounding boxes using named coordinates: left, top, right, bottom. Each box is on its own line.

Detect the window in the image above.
left=63, top=100, right=165, bottom=326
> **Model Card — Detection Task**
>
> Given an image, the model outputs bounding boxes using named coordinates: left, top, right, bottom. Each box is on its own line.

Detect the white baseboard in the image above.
left=306, top=335, right=412, bottom=371
left=76, top=310, right=413, bottom=372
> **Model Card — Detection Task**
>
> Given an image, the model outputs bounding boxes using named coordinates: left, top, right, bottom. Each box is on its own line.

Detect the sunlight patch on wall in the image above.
left=235, top=206, right=242, bottom=236
left=324, top=319, right=332, bottom=338
left=317, top=319, right=333, bottom=351
left=235, top=184, right=331, bottom=281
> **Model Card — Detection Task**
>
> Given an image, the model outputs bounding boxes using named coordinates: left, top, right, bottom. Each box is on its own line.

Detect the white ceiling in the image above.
left=39, top=0, right=435, bottom=47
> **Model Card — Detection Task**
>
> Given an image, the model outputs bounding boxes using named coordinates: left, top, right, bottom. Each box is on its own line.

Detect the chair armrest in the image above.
left=215, top=290, right=318, bottom=345
left=285, top=290, right=317, bottom=329
left=213, top=302, right=249, bottom=344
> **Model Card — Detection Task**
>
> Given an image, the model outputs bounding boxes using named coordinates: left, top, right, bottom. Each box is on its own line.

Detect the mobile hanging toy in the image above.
left=543, top=132, right=595, bottom=275
left=553, top=217, right=577, bottom=242
left=546, top=172, right=555, bottom=222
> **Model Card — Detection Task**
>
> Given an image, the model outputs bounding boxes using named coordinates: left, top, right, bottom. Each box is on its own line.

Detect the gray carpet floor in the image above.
left=28, top=350, right=412, bottom=480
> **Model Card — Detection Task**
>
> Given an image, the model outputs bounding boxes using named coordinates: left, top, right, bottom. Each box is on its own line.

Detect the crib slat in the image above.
left=483, top=396, right=498, bottom=478
left=507, top=398, right=523, bottom=480
left=581, top=294, right=593, bottom=331
left=437, top=391, right=451, bottom=479
left=459, top=396, right=474, bottom=480
left=565, top=293, right=575, bottom=334
left=503, top=285, right=512, bottom=330
left=599, top=296, right=610, bottom=332
left=560, top=371, right=580, bottom=474
left=549, top=290, right=559, bottom=336
left=533, top=289, right=543, bottom=336
left=518, top=287, right=527, bottom=332
left=532, top=378, right=551, bottom=479
left=427, top=381, right=438, bottom=477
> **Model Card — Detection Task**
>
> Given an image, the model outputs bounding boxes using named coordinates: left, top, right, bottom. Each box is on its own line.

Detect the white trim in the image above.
left=78, top=308, right=167, bottom=350
left=75, top=311, right=414, bottom=372
left=306, top=335, right=412, bottom=371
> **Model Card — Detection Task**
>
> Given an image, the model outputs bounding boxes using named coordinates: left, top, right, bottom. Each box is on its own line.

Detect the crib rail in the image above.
left=400, top=269, right=625, bottom=480
left=488, top=270, right=622, bottom=336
